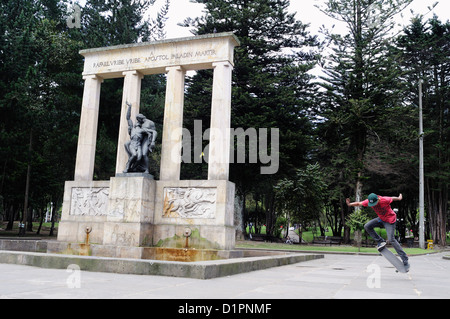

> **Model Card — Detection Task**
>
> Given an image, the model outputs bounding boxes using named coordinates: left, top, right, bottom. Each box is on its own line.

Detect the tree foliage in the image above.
left=275, top=163, right=327, bottom=226
left=181, top=0, right=320, bottom=235
left=0, top=0, right=168, bottom=234
left=395, top=15, right=450, bottom=245
left=0, top=0, right=448, bottom=244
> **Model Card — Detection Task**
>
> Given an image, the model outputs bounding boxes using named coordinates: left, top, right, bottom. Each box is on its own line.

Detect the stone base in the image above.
left=103, top=175, right=156, bottom=246
left=0, top=249, right=324, bottom=279
left=58, top=178, right=236, bottom=251
left=154, top=180, right=235, bottom=250
left=57, top=180, right=110, bottom=244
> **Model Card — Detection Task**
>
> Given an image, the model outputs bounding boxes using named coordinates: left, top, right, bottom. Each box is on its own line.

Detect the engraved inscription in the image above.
left=91, top=50, right=217, bottom=68
left=163, top=187, right=216, bottom=219
left=70, top=187, right=109, bottom=216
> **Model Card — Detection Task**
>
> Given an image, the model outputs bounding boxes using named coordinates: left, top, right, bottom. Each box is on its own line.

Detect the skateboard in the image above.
left=378, top=246, right=408, bottom=273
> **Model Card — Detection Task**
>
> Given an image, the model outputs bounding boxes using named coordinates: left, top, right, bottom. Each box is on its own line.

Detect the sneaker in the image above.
left=377, top=241, right=387, bottom=252
left=404, top=261, right=410, bottom=272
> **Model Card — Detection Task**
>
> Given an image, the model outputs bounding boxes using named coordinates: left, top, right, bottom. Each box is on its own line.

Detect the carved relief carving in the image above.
left=70, top=187, right=109, bottom=216
left=163, top=187, right=216, bottom=219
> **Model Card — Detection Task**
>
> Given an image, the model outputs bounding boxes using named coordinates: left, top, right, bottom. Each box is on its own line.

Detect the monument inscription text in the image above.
left=91, top=50, right=217, bottom=69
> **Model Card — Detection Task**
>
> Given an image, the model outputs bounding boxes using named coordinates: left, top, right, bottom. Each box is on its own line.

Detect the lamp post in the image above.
left=419, top=80, right=425, bottom=250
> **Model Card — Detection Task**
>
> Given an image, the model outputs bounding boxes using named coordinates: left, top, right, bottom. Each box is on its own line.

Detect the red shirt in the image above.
left=362, top=196, right=397, bottom=224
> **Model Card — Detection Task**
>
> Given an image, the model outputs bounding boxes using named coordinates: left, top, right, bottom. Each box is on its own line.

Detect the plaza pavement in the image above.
left=0, top=251, right=449, bottom=299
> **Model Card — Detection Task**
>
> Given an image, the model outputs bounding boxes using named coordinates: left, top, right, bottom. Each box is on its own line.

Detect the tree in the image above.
left=0, top=0, right=170, bottom=234
left=315, top=0, right=414, bottom=242
left=181, top=0, right=320, bottom=235
left=396, top=16, right=450, bottom=246
left=0, top=0, right=84, bottom=234
left=275, top=163, right=327, bottom=240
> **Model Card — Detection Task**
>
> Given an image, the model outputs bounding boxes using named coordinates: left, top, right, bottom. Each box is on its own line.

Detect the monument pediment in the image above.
left=80, top=32, right=240, bottom=78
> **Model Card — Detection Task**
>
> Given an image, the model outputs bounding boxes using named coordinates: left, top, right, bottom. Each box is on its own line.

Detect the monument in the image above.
left=56, top=33, right=240, bottom=257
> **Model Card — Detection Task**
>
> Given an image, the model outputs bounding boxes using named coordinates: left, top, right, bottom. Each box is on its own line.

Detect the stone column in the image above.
left=160, top=66, right=186, bottom=181
left=208, top=61, right=233, bottom=181
left=115, top=70, right=143, bottom=175
left=74, top=75, right=103, bottom=181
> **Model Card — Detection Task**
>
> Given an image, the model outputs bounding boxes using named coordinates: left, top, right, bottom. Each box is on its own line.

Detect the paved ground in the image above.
left=0, top=251, right=449, bottom=299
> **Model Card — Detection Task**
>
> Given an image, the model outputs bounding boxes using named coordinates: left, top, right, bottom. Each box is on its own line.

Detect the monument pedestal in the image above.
left=103, top=174, right=155, bottom=247
left=57, top=177, right=235, bottom=253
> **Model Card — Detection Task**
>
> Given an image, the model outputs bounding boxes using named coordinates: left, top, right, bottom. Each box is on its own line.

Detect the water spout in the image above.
left=85, top=226, right=92, bottom=245
left=80, top=226, right=92, bottom=256
left=183, top=227, right=192, bottom=249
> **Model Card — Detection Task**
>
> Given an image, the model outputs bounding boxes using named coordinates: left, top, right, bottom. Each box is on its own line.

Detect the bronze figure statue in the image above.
left=123, top=102, right=157, bottom=173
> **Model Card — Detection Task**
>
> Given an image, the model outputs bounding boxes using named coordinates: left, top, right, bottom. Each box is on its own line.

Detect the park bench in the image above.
left=328, top=236, right=343, bottom=245
left=312, top=235, right=343, bottom=246
left=250, top=234, right=265, bottom=241
left=250, top=234, right=284, bottom=243
left=312, top=236, right=328, bottom=245
left=362, top=239, right=377, bottom=247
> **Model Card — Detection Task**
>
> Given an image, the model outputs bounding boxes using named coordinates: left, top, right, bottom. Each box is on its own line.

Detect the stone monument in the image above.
left=57, top=33, right=240, bottom=256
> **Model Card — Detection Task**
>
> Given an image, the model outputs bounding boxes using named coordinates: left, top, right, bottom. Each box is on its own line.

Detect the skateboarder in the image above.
left=346, top=193, right=410, bottom=271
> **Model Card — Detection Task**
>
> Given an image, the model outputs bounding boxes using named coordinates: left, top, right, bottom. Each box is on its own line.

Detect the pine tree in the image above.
left=314, top=0, right=416, bottom=241
left=396, top=16, right=450, bottom=246
left=181, top=0, right=320, bottom=235
left=0, top=0, right=84, bottom=233
left=316, top=0, right=414, bottom=241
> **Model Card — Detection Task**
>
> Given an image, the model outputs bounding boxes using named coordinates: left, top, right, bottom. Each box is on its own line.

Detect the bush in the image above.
left=346, top=209, right=369, bottom=231
left=273, top=217, right=287, bottom=238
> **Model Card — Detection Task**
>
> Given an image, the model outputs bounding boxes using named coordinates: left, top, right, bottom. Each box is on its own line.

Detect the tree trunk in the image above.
left=6, top=205, right=14, bottom=231
left=49, top=201, right=57, bottom=236
left=36, top=207, right=44, bottom=235
left=19, top=129, right=32, bottom=237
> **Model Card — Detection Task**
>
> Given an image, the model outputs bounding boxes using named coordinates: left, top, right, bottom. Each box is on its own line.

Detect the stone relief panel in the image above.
left=163, top=187, right=216, bottom=219
left=70, top=187, right=109, bottom=216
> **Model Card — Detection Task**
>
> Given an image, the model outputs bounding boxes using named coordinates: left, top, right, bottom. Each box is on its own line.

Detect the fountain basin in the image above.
left=0, top=239, right=324, bottom=279
left=0, top=249, right=323, bottom=279
left=45, top=241, right=294, bottom=262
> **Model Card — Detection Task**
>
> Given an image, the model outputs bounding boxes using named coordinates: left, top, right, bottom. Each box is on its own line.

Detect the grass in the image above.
left=236, top=240, right=433, bottom=256
left=247, top=225, right=389, bottom=242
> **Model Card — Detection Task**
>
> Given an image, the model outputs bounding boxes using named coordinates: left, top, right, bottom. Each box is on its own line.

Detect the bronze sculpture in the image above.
left=123, top=102, right=157, bottom=173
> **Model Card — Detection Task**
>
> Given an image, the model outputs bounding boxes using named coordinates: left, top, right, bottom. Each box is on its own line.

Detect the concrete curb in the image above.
left=0, top=250, right=323, bottom=280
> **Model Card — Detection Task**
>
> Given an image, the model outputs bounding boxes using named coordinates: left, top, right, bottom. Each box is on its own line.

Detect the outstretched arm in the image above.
left=126, top=102, right=133, bottom=135
left=392, top=194, right=403, bottom=202
left=346, top=198, right=364, bottom=207
left=126, top=101, right=132, bottom=121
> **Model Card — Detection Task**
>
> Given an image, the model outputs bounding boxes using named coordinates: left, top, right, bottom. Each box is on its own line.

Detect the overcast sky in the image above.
left=163, top=0, right=450, bottom=39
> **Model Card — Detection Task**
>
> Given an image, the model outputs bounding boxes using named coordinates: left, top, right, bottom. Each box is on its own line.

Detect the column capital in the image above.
left=82, top=74, right=104, bottom=83
left=165, top=65, right=185, bottom=73
left=122, top=70, right=144, bottom=79
left=212, top=61, right=233, bottom=69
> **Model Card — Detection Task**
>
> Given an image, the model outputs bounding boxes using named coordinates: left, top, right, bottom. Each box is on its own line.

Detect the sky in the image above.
left=162, top=0, right=450, bottom=39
